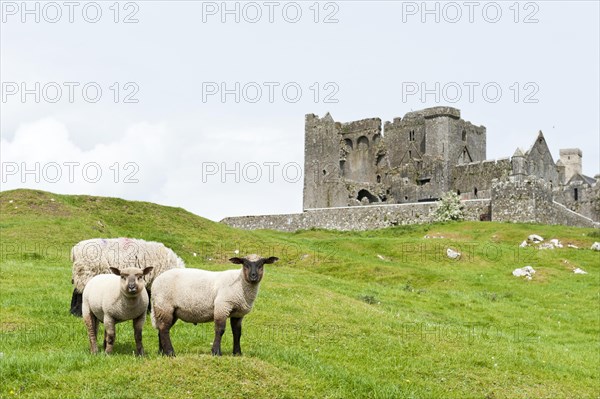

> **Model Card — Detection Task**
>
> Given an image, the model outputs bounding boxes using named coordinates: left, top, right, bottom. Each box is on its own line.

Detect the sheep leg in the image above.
left=231, top=317, right=243, bottom=356
left=133, top=314, right=145, bottom=356
left=156, top=313, right=176, bottom=356
left=103, top=318, right=116, bottom=354
left=211, top=319, right=226, bottom=356
left=84, top=313, right=98, bottom=354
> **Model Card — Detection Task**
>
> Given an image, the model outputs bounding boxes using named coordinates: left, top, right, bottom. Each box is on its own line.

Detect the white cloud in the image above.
left=1, top=118, right=178, bottom=200
left=1, top=118, right=304, bottom=221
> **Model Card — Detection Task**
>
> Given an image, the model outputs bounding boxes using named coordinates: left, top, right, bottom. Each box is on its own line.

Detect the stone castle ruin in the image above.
left=222, top=107, right=599, bottom=231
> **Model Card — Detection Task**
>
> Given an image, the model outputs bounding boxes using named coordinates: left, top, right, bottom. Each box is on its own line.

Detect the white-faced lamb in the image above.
left=82, top=266, right=153, bottom=355
left=70, top=238, right=185, bottom=317
left=151, top=254, right=278, bottom=356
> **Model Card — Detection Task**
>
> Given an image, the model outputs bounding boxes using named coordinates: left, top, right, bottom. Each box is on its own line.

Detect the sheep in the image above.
left=70, top=238, right=185, bottom=317
left=82, top=266, right=153, bottom=355
left=151, top=254, right=278, bottom=357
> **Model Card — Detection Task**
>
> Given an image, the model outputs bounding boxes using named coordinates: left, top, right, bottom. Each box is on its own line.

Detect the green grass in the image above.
left=1, top=188, right=599, bottom=398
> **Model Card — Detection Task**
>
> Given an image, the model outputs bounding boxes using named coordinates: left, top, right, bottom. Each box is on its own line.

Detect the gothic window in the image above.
left=408, top=130, right=415, bottom=141
left=574, top=188, right=578, bottom=201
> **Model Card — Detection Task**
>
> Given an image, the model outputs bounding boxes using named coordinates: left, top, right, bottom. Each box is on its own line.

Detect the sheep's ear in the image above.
left=142, top=267, right=153, bottom=275
left=109, top=267, right=121, bottom=276
left=264, top=257, right=279, bottom=264
left=229, top=257, right=244, bottom=264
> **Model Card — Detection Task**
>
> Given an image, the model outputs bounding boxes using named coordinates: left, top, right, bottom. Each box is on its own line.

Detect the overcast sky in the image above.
left=1, top=1, right=599, bottom=221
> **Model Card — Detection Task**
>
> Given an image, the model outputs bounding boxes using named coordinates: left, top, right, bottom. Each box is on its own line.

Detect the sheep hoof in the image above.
left=211, top=349, right=222, bottom=356
left=233, top=351, right=242, bottom=356
left=163, top=350, right=175, bottom=357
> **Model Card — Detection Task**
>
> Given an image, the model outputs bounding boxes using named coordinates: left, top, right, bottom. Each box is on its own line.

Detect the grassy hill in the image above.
left=1, top=189, right=599, bottom=399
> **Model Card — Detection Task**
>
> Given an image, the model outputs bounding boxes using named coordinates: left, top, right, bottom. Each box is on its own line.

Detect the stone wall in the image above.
left=222, top=177, right=598, bottom=231
left=553, top=180, right=600, bottom=222
left=221, top=199, right=491, bottom=232
left=452, top=158, right=512, bottom=200
left=491, top=178, right=599, bottom=228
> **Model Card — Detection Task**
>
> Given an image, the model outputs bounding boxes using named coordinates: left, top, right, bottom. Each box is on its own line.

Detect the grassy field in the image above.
left=1, top=189, right=599, bottom=399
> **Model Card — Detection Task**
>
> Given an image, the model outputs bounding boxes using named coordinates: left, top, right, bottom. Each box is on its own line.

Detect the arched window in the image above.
left=357, top=136, right=369, bottom=151
left=462, top=130, right=467, bottom=141
left=344, top=138, right=353, bottom=151
left=357, top=189, right=378, bottom=204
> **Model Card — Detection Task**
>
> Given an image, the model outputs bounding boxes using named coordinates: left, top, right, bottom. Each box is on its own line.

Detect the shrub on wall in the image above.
left=433, top=191, right=464, bottom=222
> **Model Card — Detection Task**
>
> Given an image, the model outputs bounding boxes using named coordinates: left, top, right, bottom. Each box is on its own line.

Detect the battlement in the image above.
left=559, top=148, right=582, bottom=157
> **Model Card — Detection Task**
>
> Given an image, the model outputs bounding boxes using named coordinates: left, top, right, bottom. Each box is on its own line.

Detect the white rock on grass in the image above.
left=573, top=268, right=588, bottom=275
left=446, top=248, right=461, bottom=259
left=538, top=243, right=555, bottom=250
left=567, top=244, right=579, bottom=249
left=528, top=234, right=544, bottom=243
left=549, top=239, right=563, bottom=248
left=376, top=254, right=386, bottom=261
left=519, top=240, right=528, bottom=248
left=513, top=266, right=536, bottom=279
left=591, top=242, right=600, bottom=251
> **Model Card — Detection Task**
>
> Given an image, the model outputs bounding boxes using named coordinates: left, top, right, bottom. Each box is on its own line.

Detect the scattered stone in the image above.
left=50, top=198, right=55, bottom=202
left=567, top=244, right=578, bottom=249
left=300, top=254, right=310, bottom=260
left=549, top=239, right=563, bottom=248
left=519, top=240, right=528, bottom=248
left=527, top=234, right=544, bottom=243
left=446, top=248, right=461, bottom=259
left=538, top=243, right=555, bottom=250
left=376, top=254, right=386, bottom=261
left=192, top=252, right=197, bottom=257
left=573, top=268, right=588, bottom=275
left=591, top=242, right=600, bottom=251
left=513, top=266, right=536, bottom=279
left=8, top=200, right=13, bottom=203
left=424, top=234, right=445, bottom=239
left=234, top=249, right=240, bottom=254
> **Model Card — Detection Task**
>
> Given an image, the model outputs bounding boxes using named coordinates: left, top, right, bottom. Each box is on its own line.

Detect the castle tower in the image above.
left=559, top=148, right=582, bottom=184
left=422, top=106, right=461, bottom=163
left=303, top=113, right=349, bottom=209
